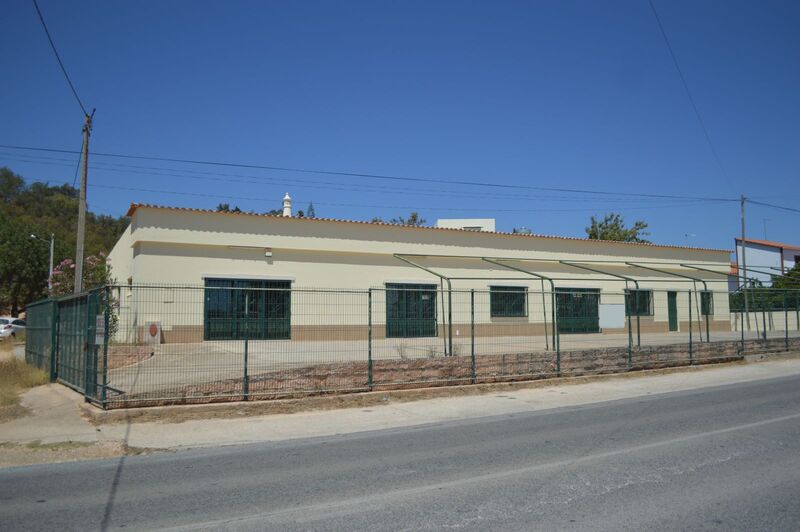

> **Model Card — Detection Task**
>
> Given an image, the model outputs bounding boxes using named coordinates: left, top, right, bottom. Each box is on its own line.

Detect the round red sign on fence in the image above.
left=148, top=323, right=159, bottom=338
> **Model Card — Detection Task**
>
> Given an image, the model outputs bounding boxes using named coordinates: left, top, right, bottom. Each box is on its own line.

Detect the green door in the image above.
left=667, top=291, right=678, bottom=332
left=555, top=288, right=600, bottom=334
left=385, top=284, right=438, bottom=338
left=204, top=279, right=290, bottom=340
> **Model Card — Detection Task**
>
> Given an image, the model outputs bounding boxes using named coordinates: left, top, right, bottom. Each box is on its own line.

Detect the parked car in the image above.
left=0, top=317, right=25, bottom=340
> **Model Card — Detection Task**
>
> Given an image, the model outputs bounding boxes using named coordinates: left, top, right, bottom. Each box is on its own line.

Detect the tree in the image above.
left=306, top=202, right=316, bottom=218
left=0, top=167, right=24, bottom=203
left=772, top=263, right=800, bottom=291
left=49, top=253, right=115, bottom=297
left=0, top=211, right=49, bottom=315
left=216, top=203, right=241, bottom=213
left=373, top=212, right=427, bottom=226
left=0, top=168, right=129, bottom=313
left=585, top=213, right=650, bottom=243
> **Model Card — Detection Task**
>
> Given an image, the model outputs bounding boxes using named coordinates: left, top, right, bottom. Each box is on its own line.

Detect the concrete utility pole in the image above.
left=74, top=111, right=93, bottom=293
left=740, top=194, right=750, bottom=330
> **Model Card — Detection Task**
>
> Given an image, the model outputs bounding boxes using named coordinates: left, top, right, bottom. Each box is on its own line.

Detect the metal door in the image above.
left=667, top=291, right=678, bottom=331
left=555, top=288, right=600, bottom=334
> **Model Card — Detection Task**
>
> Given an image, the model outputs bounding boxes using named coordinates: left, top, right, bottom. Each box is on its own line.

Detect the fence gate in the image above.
left=54, top=290, right=102, bottom=399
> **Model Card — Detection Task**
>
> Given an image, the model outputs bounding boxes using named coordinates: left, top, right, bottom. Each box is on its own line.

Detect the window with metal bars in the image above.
left=490, top=286, right=527, bottom=318
left=625, top=290, right=653, bottom=316
left=701, top=291, right=714, bottom=316
left=203, top=278, right=291, bottom=340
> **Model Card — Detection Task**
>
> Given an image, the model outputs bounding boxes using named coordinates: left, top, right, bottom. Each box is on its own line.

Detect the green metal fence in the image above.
left=24, top=298, right=56, bottom=375
left=23, top=288, right=106, bottom=404
left=23, top=284, right=800, bottom=409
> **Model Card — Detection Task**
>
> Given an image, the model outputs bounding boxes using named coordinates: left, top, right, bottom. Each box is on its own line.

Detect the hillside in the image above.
left=0, top=167, right=128, bottom=314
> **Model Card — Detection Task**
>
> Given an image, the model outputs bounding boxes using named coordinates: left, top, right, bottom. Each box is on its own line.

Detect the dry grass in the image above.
left=0, top=440, right=159, bottom=468
left=0, top=358, right=49, bottom=422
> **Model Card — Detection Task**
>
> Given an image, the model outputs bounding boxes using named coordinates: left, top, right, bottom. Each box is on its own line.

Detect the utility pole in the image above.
left=740, top=195, right=750, bottom=330
left=74, top=111, right=93, bottom=293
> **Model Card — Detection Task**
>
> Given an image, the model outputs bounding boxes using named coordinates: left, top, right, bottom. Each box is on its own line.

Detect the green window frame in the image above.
left=204, top=278, right=291, bottom=340
left=490, top=286, right=527, bottom=318
left=385, top=283, right=438, bottom=338
left=625, top=289, right=653, bottom=316
left=700, top=291, right=714, bottom=316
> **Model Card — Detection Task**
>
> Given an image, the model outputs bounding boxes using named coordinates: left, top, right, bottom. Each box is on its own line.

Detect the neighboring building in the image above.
left=734, top=238, right=800, bottom=288
left=108, top=202, right=732, bottom=344
left=435, top=218, right=496, bottom=232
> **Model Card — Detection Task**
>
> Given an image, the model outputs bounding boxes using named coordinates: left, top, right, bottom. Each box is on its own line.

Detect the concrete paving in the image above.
left=0, top=384, right=98, bottom=444
left=2, top=368, right=800, bottom=530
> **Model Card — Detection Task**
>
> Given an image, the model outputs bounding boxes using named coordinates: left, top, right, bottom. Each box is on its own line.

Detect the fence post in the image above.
left=101, top=287, right=110, bottom=408
left=785, top=291, right=789, bottom=351
left=84, top=291, right=98, bottom=402
left=739, top=291, right=745, bottom=356
left=368, top=289, right=373, bottom=390
left=448, top=287, right=453, bottom=358
left=243, top=292, right=249, bottom=400
left=553, top=291, right=560, bottom=375
left=705, top=293, right=710, bottom=343
left=470, top=289, right=476, bottom=384
left=49, top=300, right=59, bottom=382
left=626, top=296, right=633, bottom=368
left=688, top=291, right=693, bottom=363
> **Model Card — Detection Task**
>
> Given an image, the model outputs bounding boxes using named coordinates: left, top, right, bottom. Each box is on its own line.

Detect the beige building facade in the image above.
left=108, top=204, right=733, bottom=344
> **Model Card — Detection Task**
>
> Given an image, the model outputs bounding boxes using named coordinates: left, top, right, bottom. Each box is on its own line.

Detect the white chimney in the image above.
left=282, top=192, right=292, bottom=217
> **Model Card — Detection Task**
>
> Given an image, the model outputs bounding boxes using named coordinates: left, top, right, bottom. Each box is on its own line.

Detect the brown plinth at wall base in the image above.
left=102, top=337, right=800, bottom=410
left=603, top=317, right=731, bottom=335
left=130, top=319, right=732, bottom=344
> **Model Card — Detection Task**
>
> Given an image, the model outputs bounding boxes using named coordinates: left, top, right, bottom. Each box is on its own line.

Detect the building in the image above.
left=108, top=201, right=733, bottom=346
left=734, top=238, right=800, bottom=288
left=435, top=218, right=496, bottom=232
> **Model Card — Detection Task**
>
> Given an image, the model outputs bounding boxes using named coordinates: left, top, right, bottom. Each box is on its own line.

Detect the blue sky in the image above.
left=2, top=0, right=798, bottom=251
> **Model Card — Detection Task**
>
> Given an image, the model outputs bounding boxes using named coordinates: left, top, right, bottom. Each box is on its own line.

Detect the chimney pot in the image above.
left=282, top=192, right=292, bottom=217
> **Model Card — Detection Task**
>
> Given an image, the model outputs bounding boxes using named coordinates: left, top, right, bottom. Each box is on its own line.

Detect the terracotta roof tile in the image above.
left=126, top=203, right=732, bottom=254
left=735, top=237, right=800, bottom=252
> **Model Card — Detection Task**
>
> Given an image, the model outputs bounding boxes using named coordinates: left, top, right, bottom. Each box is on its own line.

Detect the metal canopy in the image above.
left=392, top=253, right=734, bottom=356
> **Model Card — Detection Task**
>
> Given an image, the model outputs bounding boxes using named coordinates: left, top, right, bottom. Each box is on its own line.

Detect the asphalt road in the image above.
left=2, top=375, right=800, bottom=531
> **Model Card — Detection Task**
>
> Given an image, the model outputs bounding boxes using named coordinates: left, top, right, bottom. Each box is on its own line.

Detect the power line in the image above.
left=648, top=0, right=731, bottom=189
left=0, top=152, right=726, bottom=205
left=31, top=0, right=89, bottom=117
left=71, top=139, right=83, bottom=188
left=0, top=143, right=739, bottom=203
left=33, top=177, right=724, bottom=214
left=746, top=199, right=800, bottom=216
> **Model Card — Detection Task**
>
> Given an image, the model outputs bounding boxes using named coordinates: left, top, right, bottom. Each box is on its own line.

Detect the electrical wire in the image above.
left=746, top=199, right=800, bottom=215
left=31, top=177, right=724, bottom=214
left=0, top=143, right=739, bottom=203
left=71, top=139, right=83, bottom=188
left=648, top=0, right=732, bottom=190
left=0, top=152, right=725, bottom=205
left=31, top=0, right=89, bottom=117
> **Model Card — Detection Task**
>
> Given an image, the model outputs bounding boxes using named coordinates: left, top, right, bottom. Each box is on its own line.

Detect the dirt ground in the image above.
left=0, top=440, right=156, bottom=468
